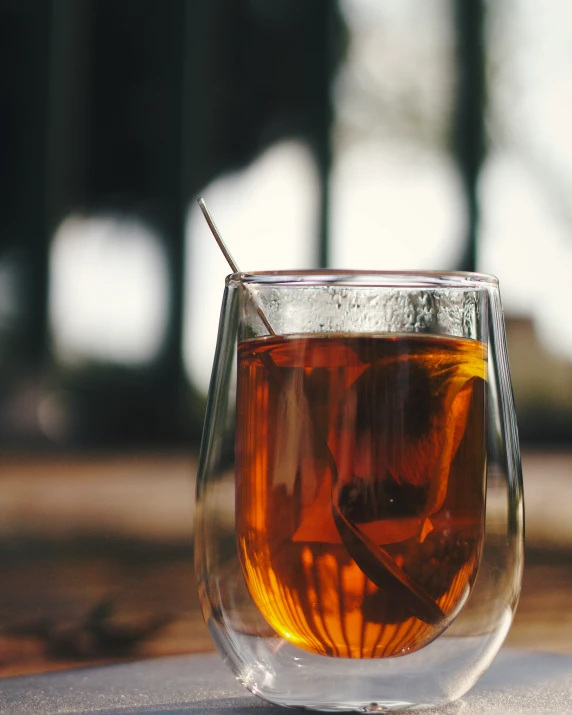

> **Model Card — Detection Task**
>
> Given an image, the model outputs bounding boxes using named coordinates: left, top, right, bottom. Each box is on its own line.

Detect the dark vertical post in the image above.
left=26, top=2, right=52, bottom=365
left=158, top=0, right=188, bottom=439
left=84, top=0, right=190, bottom=442
left=314, top=1, right=336, bottom=269
left=453, top=0, right=486, bottom=273
left=182, top=0, right=223, bottom=195
left=46, top=0, right=92, bottom=240
left=0, top=0, right=53, bottom=364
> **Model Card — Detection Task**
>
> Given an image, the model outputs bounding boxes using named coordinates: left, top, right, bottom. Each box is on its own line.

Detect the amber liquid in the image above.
left=236, top=333, right=487, bottom=658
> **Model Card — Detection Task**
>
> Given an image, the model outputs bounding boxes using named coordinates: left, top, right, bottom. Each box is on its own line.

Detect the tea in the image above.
left=236, top=333, right=487, bottom=658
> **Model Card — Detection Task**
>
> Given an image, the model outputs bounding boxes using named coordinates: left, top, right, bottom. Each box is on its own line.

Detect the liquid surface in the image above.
left=236, top=333, right=487, bottom=658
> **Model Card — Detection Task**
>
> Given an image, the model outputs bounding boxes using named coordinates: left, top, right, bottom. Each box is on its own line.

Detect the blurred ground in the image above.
left=0, top=450, right=569, bottom=677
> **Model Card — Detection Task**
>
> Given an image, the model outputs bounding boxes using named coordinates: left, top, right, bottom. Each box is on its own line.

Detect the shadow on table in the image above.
left=94, top=701, right=458, bottom=715
left=95, top=702, right=304, bottom=715
left=89, top=699, right=467, bottom=715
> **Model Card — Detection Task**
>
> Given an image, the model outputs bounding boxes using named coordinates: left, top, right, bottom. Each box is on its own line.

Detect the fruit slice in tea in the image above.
left=236, top=333, right=487, bottom=658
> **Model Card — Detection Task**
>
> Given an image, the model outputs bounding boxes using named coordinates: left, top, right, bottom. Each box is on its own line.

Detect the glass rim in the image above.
left=226, top=269, right=498, bottom=289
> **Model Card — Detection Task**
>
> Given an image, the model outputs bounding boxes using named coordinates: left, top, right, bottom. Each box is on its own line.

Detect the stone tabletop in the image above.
left=1, top=649, right=571, bottom=715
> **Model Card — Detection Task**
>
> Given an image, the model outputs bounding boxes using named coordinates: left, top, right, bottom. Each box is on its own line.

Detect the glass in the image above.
left=195, top=270, right=523, bottom=712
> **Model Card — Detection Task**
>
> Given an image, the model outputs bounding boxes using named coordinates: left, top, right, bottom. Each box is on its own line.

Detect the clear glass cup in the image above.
left=195, top=271, right=523, bottom=712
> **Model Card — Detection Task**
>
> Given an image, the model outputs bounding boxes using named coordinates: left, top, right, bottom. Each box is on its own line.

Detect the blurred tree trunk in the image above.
left=453, top=0, right=485, bottom=273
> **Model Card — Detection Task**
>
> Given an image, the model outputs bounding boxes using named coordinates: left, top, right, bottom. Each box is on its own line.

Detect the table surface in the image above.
left=0, top=451, right=570, bottom=678
left=1, top=649, right=571, bottom=715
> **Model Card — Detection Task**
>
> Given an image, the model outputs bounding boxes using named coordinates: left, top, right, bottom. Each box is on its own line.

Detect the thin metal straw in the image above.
left=197, top=197, right=275, bottom=336
left=197, top=197, right=240, bottom=274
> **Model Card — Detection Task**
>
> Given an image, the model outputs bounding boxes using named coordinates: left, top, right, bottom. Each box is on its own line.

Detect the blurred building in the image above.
left=1, top=0, right=571, bottom=449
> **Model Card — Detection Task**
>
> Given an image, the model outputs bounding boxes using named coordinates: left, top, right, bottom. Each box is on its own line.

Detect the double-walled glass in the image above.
left=195, top=271, right=523, bottom=712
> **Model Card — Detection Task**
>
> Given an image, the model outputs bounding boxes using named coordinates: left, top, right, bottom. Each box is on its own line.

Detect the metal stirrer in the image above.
left=197, top=197, right=275, bottom=336
left=197, top=198, right=239, bottom=274
left=196, top=196, right=444, bottom=627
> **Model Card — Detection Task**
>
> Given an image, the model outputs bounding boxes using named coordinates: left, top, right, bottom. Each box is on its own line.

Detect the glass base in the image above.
left=208, top=608, right=512, bottom=712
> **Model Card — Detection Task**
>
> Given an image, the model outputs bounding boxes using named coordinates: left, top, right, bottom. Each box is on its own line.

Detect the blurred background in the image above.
left=0, top=0, right=570, bottom=677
